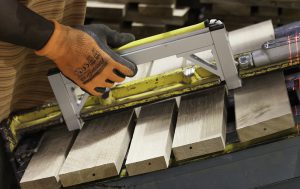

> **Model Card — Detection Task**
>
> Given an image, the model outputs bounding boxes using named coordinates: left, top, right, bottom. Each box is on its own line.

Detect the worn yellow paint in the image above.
left=240, top=58, right=300, bottom=78
left=116, top=22, right=206, bottom=52
left=6, top=106, right=62, bottom=151
left=5, top=66, right=218, bottom=151
left=82, top=66, right=219, bottom=117
left=5, top=56, right=300, bottom=151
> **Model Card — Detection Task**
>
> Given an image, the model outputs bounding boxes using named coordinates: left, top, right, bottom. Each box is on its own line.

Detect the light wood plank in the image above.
left=125, top=100, right=177, bottom=176
left=172, top=86, right=226, bottom=161
left=124, top=7, right=189, bottom=26
left=212, top=2, right=251, bottom=16
left=138, top=4, right=174, bottom=17
left=235, top=71, right=294, bottom=142
left=132, top=22, right=167, bottom=39
left=86, top=1, right=125, bottom=21
left=87, top=1, right=124, bottom=8
left=127, top=0, right=175, bottom=4
left=98, top=0, right=175, bottom=4
left=59, top=109, right=135, bottom=187
left=20, top=127, right=75, bottom=189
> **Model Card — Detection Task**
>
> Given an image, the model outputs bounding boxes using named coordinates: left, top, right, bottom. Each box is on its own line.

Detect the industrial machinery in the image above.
left=2, top=19, right=300, bottom=189
left=48, top=19, right=300, bottom=131
left=48, top=19, right=241, bottom=131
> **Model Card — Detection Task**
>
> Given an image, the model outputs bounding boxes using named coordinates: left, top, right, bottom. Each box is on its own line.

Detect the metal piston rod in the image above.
left=239, top=34, right=300, bottom=69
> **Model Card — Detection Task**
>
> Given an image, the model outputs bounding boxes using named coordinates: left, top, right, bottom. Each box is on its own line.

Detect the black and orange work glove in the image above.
left=36, top=21, right=137, bottom=96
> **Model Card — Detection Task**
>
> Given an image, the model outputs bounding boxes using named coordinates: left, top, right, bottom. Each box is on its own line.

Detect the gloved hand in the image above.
left=36, top=20, right=137, bottom=96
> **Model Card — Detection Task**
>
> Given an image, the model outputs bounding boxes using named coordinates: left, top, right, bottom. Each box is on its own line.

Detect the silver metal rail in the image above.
left=48, top=20, right=241, bottom=131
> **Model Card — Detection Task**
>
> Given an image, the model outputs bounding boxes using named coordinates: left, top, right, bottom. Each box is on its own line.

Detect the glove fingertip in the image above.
left=131, top=63, right=138, bottom=76
left=116, top=61, right=138, bottom=78
left=125, top=61, right=138, bottom=77
left=119, top=33, right=136, bottom=45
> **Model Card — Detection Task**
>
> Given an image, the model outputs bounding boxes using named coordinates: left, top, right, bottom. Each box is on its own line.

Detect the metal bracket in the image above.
left=48, top=71, right=89, bottom=131
left=48, top=20, right=241, bottom=130
left=177, top=22, right=241, bottom=89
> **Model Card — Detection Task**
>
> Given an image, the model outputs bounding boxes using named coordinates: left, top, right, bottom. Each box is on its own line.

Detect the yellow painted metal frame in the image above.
left=2, top=22, right=299, bottom=187
left=2, top=22, right=210, bottom=151
left=240, top=58, right=300, bottom=78
left=3, top=19, right=300, bottom=152
left=82, top=66, right=217, bottom=117
left=4, top=58, right=300, bottom=152
left=4, top=66, right=219, bottom=151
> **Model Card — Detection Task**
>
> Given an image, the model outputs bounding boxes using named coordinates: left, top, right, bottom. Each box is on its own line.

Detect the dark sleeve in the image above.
left=275, top=21, right=300, bottom=39
left=0, top=0, right=54, bottom=50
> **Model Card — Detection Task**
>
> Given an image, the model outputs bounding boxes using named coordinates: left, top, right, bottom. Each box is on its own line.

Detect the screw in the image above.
left=183, top=67, right=196, bottom=77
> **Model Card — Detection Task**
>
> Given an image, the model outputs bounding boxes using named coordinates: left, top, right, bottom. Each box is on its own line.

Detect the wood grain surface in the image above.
left=212, top=2, right=251, bottom=16
left=172, top=86, right=227, bottom=161
left=125, top=100, right=177, bottom=176
left=124, top=6, right=189, bottom=26
left=59, top=109, right=135, bottom=187
left=20, top=127, right=75, bottom=189
left=86, top=1, right=125, bottom=21
left=131, top=22, right=167, bottom=39
left=138, top=3, right=174, bottom=17
left=98, top=0, right=175, bottom=4
left=234, top=71, right=294, bottom=142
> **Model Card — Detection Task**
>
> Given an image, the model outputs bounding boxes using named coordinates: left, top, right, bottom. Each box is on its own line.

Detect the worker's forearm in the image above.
left=0, top=0, right=54, bottom=50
